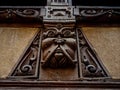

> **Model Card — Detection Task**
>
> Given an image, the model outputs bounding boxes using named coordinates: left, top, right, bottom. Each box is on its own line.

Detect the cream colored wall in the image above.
left=0, top=26, right=119, bottom=79
left=83, top=27, right=120, bottom=79
left=0, top=27, right=38, bottom=78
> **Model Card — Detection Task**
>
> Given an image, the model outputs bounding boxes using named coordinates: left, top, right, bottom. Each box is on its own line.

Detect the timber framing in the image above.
left=0, top=79, right=120, bottom=88
left=0, top=4, right=120, bottom=89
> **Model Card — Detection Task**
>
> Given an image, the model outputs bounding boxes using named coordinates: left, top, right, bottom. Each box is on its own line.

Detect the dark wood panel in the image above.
left=72, top=0, right=120, bottom=6
left=0, top=0, right=47, bottom=6
left=0, top=0, right=120, bottom=6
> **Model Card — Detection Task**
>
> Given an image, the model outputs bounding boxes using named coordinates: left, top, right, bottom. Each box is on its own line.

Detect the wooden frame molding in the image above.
left=0, top=80, right=120, bottom=88
left=0, top=6, right=120, bottom=23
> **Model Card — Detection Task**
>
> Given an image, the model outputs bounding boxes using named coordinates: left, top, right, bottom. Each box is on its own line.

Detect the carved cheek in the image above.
left=42, top=38, right=54, bottom=50
left=64, top=44, right=75, bottom=59
left=42, top=47, right=51, bottom=60
left=42, top=38, right=58, bottom=61
left=65, top=38, right=77, bottom=50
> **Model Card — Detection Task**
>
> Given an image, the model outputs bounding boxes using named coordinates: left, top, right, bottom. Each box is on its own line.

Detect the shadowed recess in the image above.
left=0, top=0, right=120, bottom=6
left=0, top=0, right=47, bottom=6
left=72, top=0, right=120, bottom=6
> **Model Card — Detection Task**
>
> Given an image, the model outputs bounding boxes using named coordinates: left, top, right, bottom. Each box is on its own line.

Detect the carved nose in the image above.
left=54, top=38, right=65, bottom=44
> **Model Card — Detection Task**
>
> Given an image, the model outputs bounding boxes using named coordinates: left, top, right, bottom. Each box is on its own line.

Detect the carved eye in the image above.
left=47, top=30, right=56, bottom=37
left=62, top=30, right=71, bottom=37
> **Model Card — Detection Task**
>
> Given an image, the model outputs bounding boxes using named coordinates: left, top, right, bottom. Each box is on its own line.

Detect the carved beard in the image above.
left=41, top=38, right=76, bottom=68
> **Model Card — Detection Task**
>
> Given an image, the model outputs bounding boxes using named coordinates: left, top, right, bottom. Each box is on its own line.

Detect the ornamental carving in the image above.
left=8, top=24, right=110, bottom=80
left=0, top=0, right=120, bottom=87
left=41, top=24, right=77, bottom=68
left=77, top=29, right=109, bottom=78
left=0, top=8, right=43, bottom=22
left=44, top=6, right=75, bottom=22
left=9, top=31, right=41, bottom=79
left=0, top=8, right=120, bottom=22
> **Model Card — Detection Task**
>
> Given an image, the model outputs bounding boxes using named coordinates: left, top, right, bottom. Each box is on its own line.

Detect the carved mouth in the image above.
left=54, top=47, right=64, bottom=61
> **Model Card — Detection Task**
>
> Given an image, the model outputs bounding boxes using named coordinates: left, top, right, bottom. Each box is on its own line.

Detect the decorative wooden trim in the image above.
left=0, top=7, right=44, bottom=23
left=74, top=6, right=120, bottom=23
left=0, top=6, right=120, bottom=23
left=0, top=79, right=120, bottom=88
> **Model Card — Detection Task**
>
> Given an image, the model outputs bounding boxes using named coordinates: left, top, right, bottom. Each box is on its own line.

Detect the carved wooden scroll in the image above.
left=77, top=28, right=110, bottom=79
left=9, top=31, right=41, bottom=79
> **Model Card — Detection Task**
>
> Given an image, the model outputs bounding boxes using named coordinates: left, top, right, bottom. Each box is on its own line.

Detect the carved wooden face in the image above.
left=41, top=27, right=77, bottom=68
